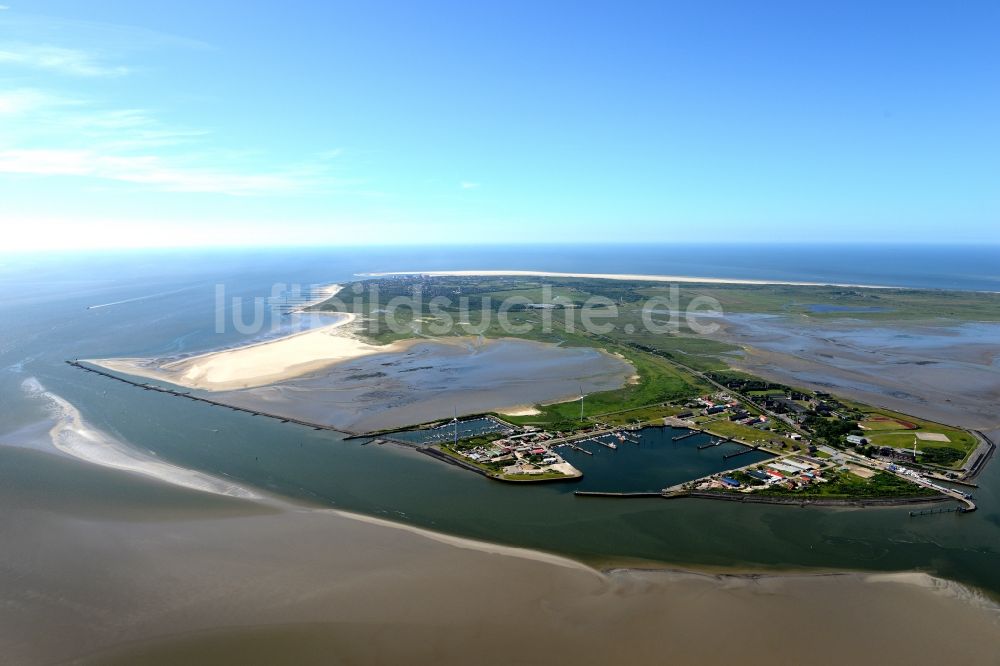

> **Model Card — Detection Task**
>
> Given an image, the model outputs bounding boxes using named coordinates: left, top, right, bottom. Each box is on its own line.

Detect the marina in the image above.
left=557, top=426, right=775, bottom=493
left=384, top=416, right=516, bottom=446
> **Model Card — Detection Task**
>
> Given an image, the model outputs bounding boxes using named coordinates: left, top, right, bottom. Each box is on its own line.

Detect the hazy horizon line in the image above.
left=3, top=239, right=1000, bottom=255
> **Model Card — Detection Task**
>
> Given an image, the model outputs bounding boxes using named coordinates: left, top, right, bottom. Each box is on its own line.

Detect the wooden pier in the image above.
left=671, top=430, right=700, bottom=442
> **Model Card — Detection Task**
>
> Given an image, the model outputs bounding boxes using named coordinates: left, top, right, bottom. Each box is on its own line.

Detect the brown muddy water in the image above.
left=3, top=457, right=998, bottom=666
left=5, top=255, right=1000, bottom=665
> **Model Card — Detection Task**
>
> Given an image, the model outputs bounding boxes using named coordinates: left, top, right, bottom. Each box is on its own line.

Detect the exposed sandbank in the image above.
left=20, top=377, right=259, bottom=499
left=87, top=284, right=384, bottom=392
left=88, top=310, right=414, bottom=391
left=497, top=404, right=542, bottom=416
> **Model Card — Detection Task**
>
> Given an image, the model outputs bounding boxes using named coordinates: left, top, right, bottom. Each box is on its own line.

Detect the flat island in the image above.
left=84, top=273, right=996, bottom=503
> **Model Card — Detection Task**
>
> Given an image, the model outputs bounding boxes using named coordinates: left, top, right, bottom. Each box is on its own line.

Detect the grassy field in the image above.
left=313, top=276, right=984, bottom=456
left=693, top=418, right=793, bottom=447
left=755, top=470, right=937, bottom=499
left=848, top=402, right=977, bottom=467
left=503, top=345, right=709, bottom=431
left=858, top=415, right=916, bottom=431
left=584, top=403, right=689, bottom=426
left=634, top=283, right=1000, bottom=322
left=322, top=275, right=1000, bottom=331
left=313, top=276, right=744, bottom=370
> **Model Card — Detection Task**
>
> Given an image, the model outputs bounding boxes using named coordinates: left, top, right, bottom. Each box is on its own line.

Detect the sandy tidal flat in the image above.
left=212, top=336, right=634, bottom=432
left=91, top=311, right=407, bottom=392
left=709, top=315, right=1000, bottom=429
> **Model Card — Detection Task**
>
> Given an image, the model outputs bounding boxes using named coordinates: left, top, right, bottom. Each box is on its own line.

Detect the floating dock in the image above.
left=723, top=445, right=762, bottom=460
left=581, top=437, right=617, bottom=450
left=671, top=430, right=700, bottom=442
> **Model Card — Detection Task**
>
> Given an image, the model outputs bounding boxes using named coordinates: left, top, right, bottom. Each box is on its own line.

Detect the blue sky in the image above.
left=1, top=1, right=998, bottom=250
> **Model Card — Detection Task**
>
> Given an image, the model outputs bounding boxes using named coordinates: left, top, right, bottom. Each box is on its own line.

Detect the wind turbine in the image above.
left=453, top=406, right=459, bottom=448
left=579, top=384, right=586, bottom=423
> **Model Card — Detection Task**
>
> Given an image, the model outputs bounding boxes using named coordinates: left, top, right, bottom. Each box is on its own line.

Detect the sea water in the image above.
left=2, top=244, right=1000, bottom=596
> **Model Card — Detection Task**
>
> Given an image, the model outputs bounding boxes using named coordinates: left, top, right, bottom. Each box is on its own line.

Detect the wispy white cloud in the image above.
left=0, top=149, right=311, bottom=196
left=460, top=181, right=480, bottom=190
left=63, top=108, right=209, bottom=150
left=0, top=89, right=348, bottom=195
left=0, top=38, right=349, bottom=197
left=0, top=13, right=212, bottom=53
left=0, top=89, right=200, bottom=149
left=0, top=88, right=73, bottom=114
left=0, top=44, right=128, bottom=77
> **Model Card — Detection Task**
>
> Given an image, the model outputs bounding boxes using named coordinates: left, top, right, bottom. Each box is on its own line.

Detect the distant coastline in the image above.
left=366, top=269, right=1000, bottom=294
left=366, top=270, right=904, bottom=291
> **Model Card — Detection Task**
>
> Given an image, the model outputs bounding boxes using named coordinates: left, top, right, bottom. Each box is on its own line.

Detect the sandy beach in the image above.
left=89, top=310, right=422, bottom=392
left=368, top=269, right=903, bottom=290
left=87, top=283, right=416, bottom=392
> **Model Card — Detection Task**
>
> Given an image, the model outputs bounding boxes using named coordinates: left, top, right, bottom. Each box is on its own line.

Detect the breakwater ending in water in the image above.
left=66, top=360, right=363, bottom=437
